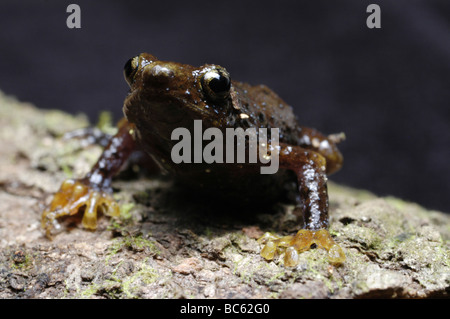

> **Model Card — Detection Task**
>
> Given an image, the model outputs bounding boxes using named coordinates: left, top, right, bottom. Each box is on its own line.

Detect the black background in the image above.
left=0, top=0, right=449, bottom=213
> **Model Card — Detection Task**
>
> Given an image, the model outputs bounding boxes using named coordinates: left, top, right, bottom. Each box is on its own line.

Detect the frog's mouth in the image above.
left=149, top=100, right=187, bottom=125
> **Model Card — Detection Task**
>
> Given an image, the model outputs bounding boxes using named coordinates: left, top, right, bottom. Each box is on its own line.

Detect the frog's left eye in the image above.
left=124, top=56, right=139, bottom=87
left=201, top=67, right=231, bottom=101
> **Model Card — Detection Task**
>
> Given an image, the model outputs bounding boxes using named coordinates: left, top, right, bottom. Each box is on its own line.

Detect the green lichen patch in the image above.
left=9, top=249, right=34, bottom=270
left=77, top=260, right=159, bottom=299
left=122, top=262, right=159, bottom=298
left=341, top=223, right=383, bottom=250
left=106, top=235, right=160, bottom=263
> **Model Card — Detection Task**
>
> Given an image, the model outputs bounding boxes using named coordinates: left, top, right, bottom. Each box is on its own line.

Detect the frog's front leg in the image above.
left=258, top=144, right=345, bottom=265
left=41, top=119, right=137, bottom=238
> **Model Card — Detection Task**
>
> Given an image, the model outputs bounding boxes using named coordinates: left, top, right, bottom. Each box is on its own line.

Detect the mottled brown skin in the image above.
left=42, top=53, right=345, bottom=265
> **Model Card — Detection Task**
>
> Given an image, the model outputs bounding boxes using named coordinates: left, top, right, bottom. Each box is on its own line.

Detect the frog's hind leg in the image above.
left=258, top=144, right=345, bottom=265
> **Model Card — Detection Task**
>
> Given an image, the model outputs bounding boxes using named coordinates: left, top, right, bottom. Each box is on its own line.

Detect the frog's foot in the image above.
left=41, top=179, right=120, bottom=238
left=258, top=229, right=345, bottom=266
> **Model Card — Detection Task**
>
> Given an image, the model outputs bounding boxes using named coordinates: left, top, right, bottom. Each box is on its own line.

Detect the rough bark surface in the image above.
left=0, top=91, right=448, bottom=299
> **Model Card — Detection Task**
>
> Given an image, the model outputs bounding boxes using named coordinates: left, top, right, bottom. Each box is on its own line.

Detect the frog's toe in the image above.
left=41, top=179, right=120, bottom=238
left=312, top=229, right=346, bottom=264
left=258, top=229, right=345, bottom=266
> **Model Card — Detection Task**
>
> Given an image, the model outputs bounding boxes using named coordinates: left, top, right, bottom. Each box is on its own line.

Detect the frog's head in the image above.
left=123, top=53, right=234, bottom=148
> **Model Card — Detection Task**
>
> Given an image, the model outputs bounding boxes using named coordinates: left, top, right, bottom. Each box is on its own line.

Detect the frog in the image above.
left=41, top=53, right=346, bottom=265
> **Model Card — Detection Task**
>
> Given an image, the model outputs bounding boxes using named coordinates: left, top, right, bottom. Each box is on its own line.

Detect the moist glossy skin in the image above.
left=42, top=53, right=346, bottom=265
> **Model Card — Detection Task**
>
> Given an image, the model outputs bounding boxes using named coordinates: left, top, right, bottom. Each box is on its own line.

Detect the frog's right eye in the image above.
left=200, top=67, right=231, bottom=101
left=124, top=56, right=139, bottom=87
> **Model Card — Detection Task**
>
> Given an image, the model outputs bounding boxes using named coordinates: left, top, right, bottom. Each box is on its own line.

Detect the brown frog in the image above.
left=41, top=53, right=346, bottom=265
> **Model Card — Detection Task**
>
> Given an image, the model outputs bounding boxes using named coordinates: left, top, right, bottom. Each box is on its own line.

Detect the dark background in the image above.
left=0, top=0, right=449, bottom=213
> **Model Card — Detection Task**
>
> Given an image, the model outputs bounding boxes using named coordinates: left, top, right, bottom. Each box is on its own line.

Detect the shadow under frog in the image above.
left=41, top=53, right=346, bottom=266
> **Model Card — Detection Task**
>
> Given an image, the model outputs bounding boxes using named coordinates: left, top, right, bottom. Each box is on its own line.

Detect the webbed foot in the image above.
left=258, top=229, right=345, bottom=266
left=41, top=179, right=120, bottom=238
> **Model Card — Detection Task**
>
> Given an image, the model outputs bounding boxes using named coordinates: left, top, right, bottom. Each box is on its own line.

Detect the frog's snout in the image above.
left=144, top=63, right=176, bottom=82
